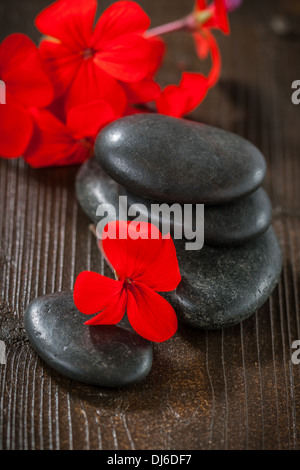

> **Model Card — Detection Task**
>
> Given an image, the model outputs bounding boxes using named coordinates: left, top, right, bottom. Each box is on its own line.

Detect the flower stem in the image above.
left=146, top=14, right=196, bottom=38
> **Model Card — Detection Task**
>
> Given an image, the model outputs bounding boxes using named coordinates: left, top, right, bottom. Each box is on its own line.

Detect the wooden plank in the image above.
left=0, top=0, right=300, bottom=450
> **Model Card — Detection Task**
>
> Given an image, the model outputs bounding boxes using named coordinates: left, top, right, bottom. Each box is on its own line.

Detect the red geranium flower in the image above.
left=192, top=0, right=229, bottom=87
left=194, top=0, right=230, bottom=35
left=24, top=98, right=124, bottom=167
left=36, top=0, right=162, bottom=110
left=155, top=0, right=229, bottom=117
left=73, top=221, right=181, bottom=342
left=0, top=33, right=53, bottom=158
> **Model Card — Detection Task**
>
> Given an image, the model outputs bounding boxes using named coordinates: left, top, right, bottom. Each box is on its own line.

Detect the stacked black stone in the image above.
left=76, top=113, right=282, bottom=330
left=24, top=113, right=283, bottom=389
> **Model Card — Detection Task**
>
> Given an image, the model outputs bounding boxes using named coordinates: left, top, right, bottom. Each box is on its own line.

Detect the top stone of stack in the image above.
left=95, top=114, right=266, bottom=205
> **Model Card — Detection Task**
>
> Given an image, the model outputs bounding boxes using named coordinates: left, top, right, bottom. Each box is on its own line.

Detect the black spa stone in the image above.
left=203, top=187, right=272, bottom=246
left=76, top=158, right=272, bottom=246
left=163, top=227, right=282, bottom=329
left=120, top=185, right=272, bottom=247
left=24, top=291, right=153, bottom=387
left=94, top=114, right=266, bottom=205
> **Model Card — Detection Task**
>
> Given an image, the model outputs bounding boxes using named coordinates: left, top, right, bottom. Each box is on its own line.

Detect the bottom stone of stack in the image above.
left=163, top=228, right=282, bottom=329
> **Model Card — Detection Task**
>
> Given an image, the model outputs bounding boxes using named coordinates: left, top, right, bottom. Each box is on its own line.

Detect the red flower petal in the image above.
left=156, top=84, right=189, bottom=118
left=192, top=30, right=221, bottom=87
left=195, top=0, right=207, bottom=10
left=205, top=0, right=230, bottom=34
left=93, top=33, right=152, bottom=83
left=0, top=33, right=53, bottom=107
left=122, top=78, right=161, bottom=105
left=0, top=103, right=33, bottom=158
left=47, top=95, right=67, bottom=123
left=91, top=1, right=153, bottom=82
left=24, top=108, right=90, bottom=168
left=119, top=34, right=164, bottom=104
left=39, top=39, right=82, bottom=97
left=133, top=236, right=181, bottom=292
left=67, top=100, right=119, bottom=140
left=102, top=221, right=181, bottom=292
left=180, top=72, right=210, bottom=110
left=73, top=270, right=125, bottom=325
left=84, top=289, right=127, bottom=325
left=102, top=221, right=162, bottom=281
left=35, top=0, right=97, bottom=49
left=205, top=31, right=221, bottom=87
left=91, top=1, right=150, bottom=47
left=216, top=0, right=230, bottom=33
left=156, top=72, right=209, bottom=118
left=192, top=32, right=210, bottom=59
left=146, top=36, right=166, bottom=77
left=127, top=282, right=178, bottom=342
left=65, top=59, right=127, bottom=112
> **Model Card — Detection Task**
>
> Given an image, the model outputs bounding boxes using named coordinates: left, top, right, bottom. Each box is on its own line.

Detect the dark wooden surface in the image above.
left=1, top=0, right=300, bottom=450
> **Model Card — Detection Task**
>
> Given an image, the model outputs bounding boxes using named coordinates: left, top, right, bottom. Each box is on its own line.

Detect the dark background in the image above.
left=0, top=0, right=300, bottom=450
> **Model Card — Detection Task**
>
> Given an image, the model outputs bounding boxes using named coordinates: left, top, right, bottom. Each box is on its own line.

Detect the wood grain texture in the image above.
left=0, top=0, right=300, bottom=450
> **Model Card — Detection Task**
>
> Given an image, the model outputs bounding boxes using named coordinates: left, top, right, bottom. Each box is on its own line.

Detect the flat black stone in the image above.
left=120, top=185, right=272, bottom=247
left=76, top=158, right=272, bottom=246
left=95, top=114, right=266, bottom=205
left=203, top=188, right=272, bottom=246
left=24, top=291, right=153, bottom=387
left=163, top=227, right=282, bottom=329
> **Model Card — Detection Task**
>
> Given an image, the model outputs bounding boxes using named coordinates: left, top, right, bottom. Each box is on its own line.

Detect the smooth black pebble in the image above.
left=95, top=113, right=266, bottom=205
left=163, top=227, right=282, bottom=329
left=120, top=185, right=272, bottom=247
left=24, top=291, right=153, bottom=387
left=203, top=187, right=272, bottom=245
left=76, top=158, right=272, bottom=246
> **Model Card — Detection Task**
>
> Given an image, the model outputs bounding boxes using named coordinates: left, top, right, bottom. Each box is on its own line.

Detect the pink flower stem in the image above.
left=146, top=14, right=196, bottom=38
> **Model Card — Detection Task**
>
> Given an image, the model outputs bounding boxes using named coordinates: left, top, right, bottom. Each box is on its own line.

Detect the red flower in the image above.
left=24, top=98, right=124, bottom=167
left=155, top=0, right=228, bottom=117
left=36, top=0, right=162, bottom=110
left=73, top=221, right=181, bottom=342
left=194, top=0, right=230, bottom=35
left=0, top=33, right=53, bottom=158
left=192, top=0, right=228, bottom=87
left=0, top=0, right=232, bottom=165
